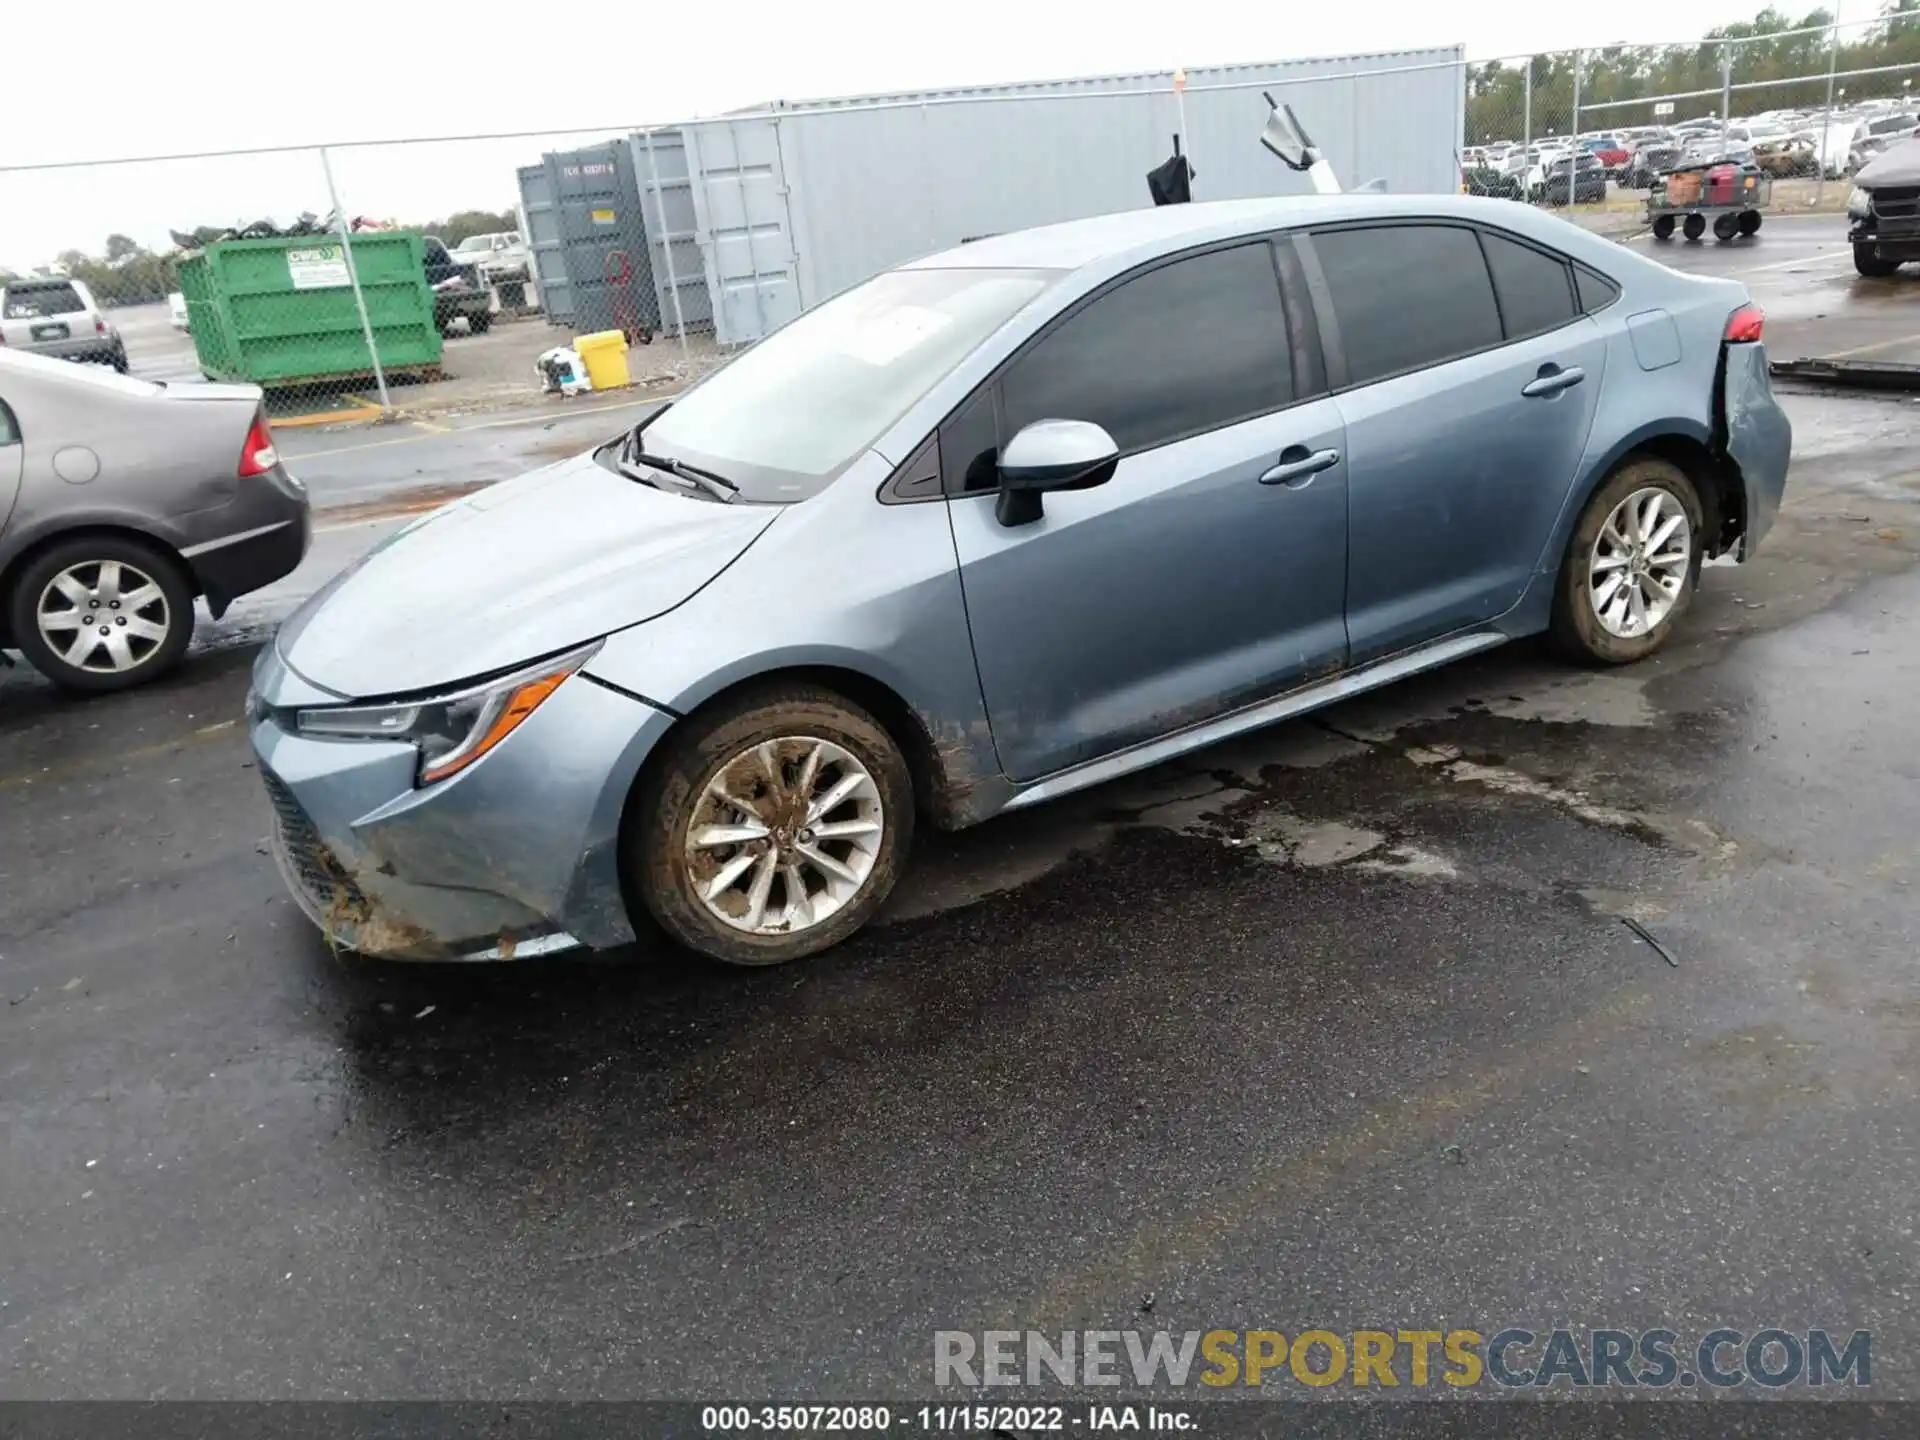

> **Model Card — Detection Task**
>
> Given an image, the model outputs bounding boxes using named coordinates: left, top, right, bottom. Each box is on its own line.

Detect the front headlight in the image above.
left=1849, top=186, right=1874, bottom=219
left=295, top=641, right=601, bottom=785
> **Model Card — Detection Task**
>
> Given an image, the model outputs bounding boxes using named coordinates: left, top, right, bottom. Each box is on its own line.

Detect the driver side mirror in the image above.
left=995, top=419, right=1119, bottom=528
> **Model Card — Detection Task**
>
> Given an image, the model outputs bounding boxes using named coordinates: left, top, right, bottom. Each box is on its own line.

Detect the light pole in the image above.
left=1818, top=5, right=1843, bottom=203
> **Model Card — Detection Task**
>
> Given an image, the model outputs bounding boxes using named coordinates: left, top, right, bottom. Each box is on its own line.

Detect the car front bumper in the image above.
left=1850, top=218, right=1920, bottom=259
left=249, top=645, right=674, bottom=960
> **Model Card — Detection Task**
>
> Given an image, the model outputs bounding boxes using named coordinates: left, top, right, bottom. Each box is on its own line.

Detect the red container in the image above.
left=1706, top=164, right=1740, bottom=206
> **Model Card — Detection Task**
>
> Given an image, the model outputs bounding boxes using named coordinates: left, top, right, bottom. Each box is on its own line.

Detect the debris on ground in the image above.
left=1621, top=916, right=1680, bottom=967
left=562, top=1217, right=697, bottom=1262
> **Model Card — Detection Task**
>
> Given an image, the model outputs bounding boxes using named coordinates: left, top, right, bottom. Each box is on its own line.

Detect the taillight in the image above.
left=1724, top=303, right=1765, bottom=343
left=237, top=410, right=278, bottom=477
left=94, top=316, right=107, bottom=335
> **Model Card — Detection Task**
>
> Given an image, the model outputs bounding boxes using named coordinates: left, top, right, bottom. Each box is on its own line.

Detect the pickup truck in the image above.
left=1848, top=138, right=1920, bottom=276
left=422, top=235, right=493, bottom=335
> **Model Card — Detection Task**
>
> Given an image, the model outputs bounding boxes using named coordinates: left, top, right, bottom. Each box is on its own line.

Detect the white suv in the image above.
left=0, top=278, right=127, bottom=372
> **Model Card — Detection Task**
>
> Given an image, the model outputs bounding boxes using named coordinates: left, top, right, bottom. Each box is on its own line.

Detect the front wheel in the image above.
left=1651, top=214, right=1676, bottom=241
left=1738, top=209, right=1762, bottom=236
left=1550, top=458, right=1704, bottom=666
left=1683, top=213, right=1707, bottom=241
left=1855, top=243, right=1901, bottom=277
left=6, top=535, right=195, bottom=692
left=631, top=684, right=915, bottom=966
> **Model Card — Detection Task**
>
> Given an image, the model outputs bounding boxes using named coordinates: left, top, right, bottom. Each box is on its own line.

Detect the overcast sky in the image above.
left=2, top=0, right=1783, bottom=269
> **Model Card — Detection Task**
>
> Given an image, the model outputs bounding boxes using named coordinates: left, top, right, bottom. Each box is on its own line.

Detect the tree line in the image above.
left=1, top=209, right=518, bottom=308
left=1467, top=0, right=1920, bottom=141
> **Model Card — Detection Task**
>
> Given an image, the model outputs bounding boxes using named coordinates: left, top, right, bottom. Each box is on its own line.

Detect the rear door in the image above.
left=1305, top=221, right=1609, bottom=663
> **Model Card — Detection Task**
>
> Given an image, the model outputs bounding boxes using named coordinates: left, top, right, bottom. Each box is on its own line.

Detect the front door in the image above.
left=946, top=239, right=1350, bottom=784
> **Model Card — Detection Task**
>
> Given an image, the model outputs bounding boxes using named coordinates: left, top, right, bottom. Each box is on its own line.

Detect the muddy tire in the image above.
left=1855, top=243, right=1901, bottom=278
left=1549, top=457, right=1704, bottom=667
left=630, top=684, right=914, bottom=966
left=7, top=534, right=195, bottom=693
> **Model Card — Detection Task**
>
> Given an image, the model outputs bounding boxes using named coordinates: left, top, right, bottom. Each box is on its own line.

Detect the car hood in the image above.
left=1857, top=138, right=1920, bottom=186
left=276, top=452, right=782, bottom=698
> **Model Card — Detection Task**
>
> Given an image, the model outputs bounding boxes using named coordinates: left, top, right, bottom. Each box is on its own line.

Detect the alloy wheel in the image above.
left=1588, top=486, right=1692, bottom=639
left=35, top=559, right=173, bottom=674
left=683, top=736, right=885, bottom=936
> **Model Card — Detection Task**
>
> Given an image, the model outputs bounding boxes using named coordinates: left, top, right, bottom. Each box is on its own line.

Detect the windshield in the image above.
left=640, top=265, right=1056, bottom=502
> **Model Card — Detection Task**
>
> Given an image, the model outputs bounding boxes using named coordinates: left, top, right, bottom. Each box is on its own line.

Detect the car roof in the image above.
left=906, top=194, right=1618, bottom=276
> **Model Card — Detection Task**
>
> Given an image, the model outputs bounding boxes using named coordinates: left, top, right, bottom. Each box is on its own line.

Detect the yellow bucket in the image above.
left=574, top=329, right=631, bottom=391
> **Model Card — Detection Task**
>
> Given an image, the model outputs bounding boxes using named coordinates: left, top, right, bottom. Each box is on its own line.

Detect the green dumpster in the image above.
left=176, top=233, right=443, bottom=388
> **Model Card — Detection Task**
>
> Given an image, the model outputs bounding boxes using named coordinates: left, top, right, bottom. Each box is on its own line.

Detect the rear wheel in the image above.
left=1712, top=212, right=1739, bottom=242
left=1651, top=214, right=1676, bottom=241
left=1550, top=458, right=1704, bottom=667
left=1855, top=243, right=1901, bottom=277
left=1738, top=209, right=1763, bottom=236
left=1683, top=213, right=1707, bottom=241
left=630, top=684, right=915, bottom=966
left=7, top=535, right=195, bottom=693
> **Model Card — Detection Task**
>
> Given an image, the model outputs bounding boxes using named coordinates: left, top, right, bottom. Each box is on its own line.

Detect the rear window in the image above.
left=1480, top=231, right=1577, bottom=340
left=1314, top=225, right=1503, bottom=387
left=4, top=283, right=85, bottom=319
left=1575, top=265, right=1622, bottom=314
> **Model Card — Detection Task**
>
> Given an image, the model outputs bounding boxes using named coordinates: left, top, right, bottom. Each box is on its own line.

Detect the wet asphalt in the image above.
left=4, top=219, right=1920, bottom=1401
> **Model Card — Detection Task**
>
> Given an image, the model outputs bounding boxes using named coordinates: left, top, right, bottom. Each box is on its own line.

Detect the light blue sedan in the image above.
left=249, top=193, right=1791, bottom=965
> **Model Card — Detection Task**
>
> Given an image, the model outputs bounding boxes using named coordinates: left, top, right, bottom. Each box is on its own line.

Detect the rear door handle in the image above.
left=1259, top=446, right=1341, bottom=487
left=1522, top=364, right=1586, bottom=398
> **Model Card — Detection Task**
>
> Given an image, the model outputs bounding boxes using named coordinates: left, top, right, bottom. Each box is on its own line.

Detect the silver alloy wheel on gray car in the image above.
left=1588, top=486, right=1693, bottom=639
left=35, top=559, right=174, bottom=674
left=684, top=736, right=886, bottom=936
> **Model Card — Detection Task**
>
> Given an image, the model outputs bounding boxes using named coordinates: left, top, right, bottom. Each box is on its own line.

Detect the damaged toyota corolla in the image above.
left=250, top=193, right=1791, bottom=966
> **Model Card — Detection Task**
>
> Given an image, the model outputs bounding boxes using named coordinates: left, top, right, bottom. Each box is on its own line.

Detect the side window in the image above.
left=942, top=385, right=1000, bottom=494
left=1313, top=225, right=1503, bottom=387
left=1575, top=265, right=1622, bottom=314
left=0, top=399, right=16, bottom=446
left=1000, top=242, right=1293, bottom=455
left=1479, top=230, right=1577, bottom=341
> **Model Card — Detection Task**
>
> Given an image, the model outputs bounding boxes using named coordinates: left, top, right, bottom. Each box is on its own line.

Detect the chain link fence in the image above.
left=9, top=18, right=1920, bottom=426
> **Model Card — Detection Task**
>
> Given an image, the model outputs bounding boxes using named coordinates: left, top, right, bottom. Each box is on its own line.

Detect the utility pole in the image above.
left=1569, top=50, right=1583, bottom=208
left=1817, top=2, right=1843, bottom=206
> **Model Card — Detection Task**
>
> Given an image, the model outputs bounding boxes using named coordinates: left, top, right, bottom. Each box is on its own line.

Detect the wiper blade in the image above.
left=622, top=429, right=739, bottom=500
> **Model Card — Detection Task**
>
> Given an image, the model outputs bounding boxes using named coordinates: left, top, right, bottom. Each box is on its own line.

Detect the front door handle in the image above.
left=1259, top=446, right=1341, bottom=487
left=1522, top=364, right=1586, bottom=398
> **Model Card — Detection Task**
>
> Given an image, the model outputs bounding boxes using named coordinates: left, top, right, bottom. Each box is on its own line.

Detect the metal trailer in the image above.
left=1647, top=166, right=1772, bottom=243
left=667, top=46, right=1466, bottom=345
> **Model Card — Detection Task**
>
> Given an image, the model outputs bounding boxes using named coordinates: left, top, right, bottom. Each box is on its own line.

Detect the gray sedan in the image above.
left=0, top=350, right=311, bottom=691
left=252, top=192, right=1789, bottom=967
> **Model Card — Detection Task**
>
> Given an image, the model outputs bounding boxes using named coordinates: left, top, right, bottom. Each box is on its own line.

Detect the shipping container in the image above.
left=653, top=46, right=1465, bottom=344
